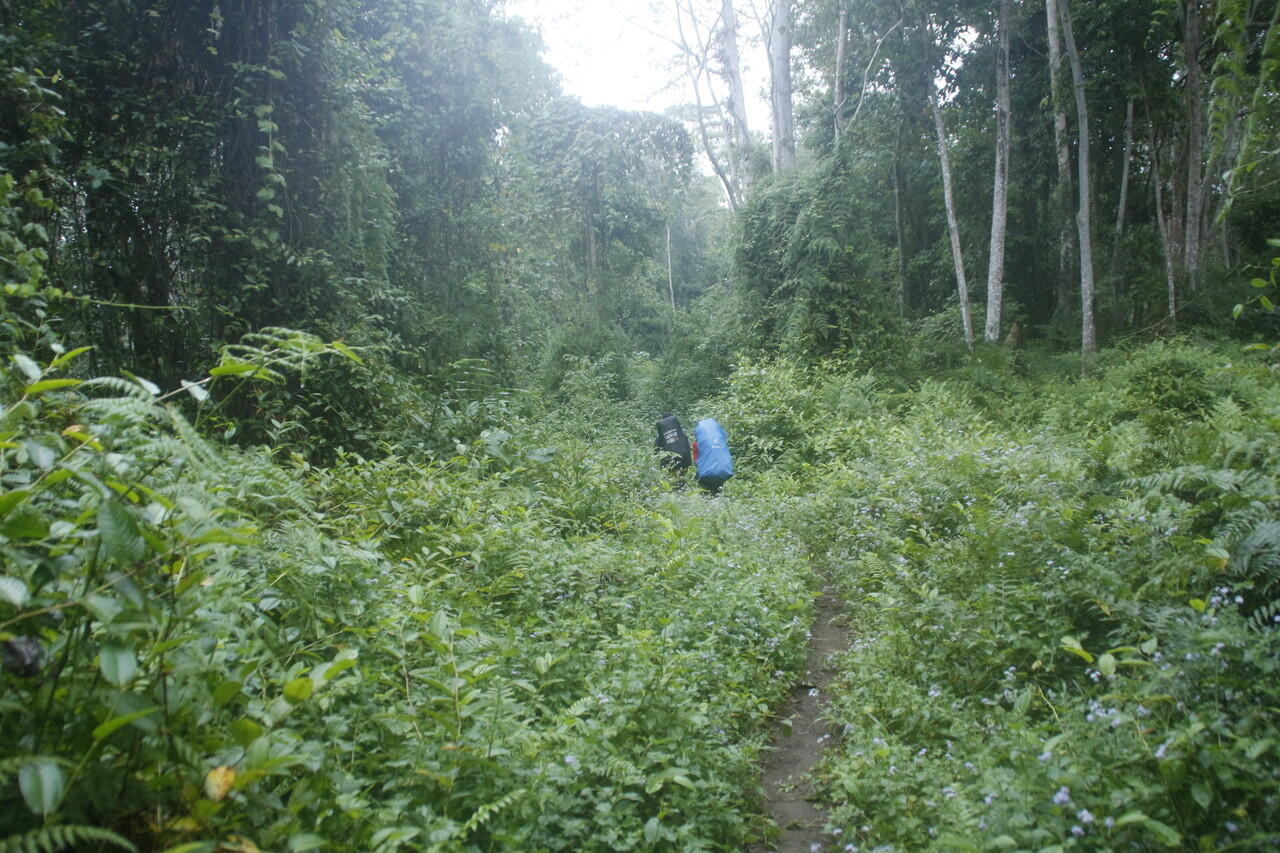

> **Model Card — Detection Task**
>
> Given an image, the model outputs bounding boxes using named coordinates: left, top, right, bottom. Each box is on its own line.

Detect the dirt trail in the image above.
left=752, top=584, right=849, bottom=852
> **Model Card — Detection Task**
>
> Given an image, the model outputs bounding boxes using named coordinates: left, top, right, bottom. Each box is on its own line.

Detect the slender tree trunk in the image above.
left=1147, top=117, right=1179, bottom=325
left=721, top=0, right=752, bottom=196
left=984, top=0, right=1012, bottom=343
left=666, top=222, right=676, bottom=309
left=1060, top=0, right=1096, bottom=356
left=770, top=0, right=796, bottom=172
left=1111, top=96, right=1134, bottom=309
left=676, top=0, right=739, bottom=210
left=834, top=6, right=848, bottom=142
left=930, top=85, right=974, bottom=349
left=1183, top=0, right=1207, bottom=291
left=893, top=122, right=908, bottom=318
left=1045, top=0, right=1075, bottom=322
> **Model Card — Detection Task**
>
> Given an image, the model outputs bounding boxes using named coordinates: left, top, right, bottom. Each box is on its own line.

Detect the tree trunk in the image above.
left=720, top=0, right=752, bottom=196
left=666, top=222, right=676, bottom=309
left=893, top=122, right=908, bottom=318
left=1146, top=116, right=1179, bottom=325
left=676, top=0, right=739, bottom=210
left=1111, top=95, right=1134, bottom=308
left=769, top=0, right=796, bottom=172
left=1045, top=0, right=1075, bottom=322
left=930, top=85, right=974, bottom=349
left=1060, top=0, right=1096, bottom=356
left=984, top=0, right=1012, bottom=344
left=834, top=6, right=848, bottom=142
left=1182, top=0, right=1207, bottom=292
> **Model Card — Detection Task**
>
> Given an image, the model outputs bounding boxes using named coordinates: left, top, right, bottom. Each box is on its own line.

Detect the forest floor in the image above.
left=752, top=580, right=850, bottom=852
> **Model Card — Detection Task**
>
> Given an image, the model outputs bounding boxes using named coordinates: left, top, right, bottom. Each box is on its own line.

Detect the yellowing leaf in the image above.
left=204, top=765, right=236, bottom=801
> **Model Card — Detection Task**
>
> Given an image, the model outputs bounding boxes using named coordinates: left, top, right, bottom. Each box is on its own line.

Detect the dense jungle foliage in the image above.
left=2, top=0, right=1280, bottom=850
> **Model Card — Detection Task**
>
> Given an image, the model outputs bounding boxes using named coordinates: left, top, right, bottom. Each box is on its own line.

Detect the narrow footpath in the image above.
left=752, top=584, right=850, bottom=852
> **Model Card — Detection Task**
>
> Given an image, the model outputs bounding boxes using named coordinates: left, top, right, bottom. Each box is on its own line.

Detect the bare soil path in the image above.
left=751, top=583, right=849, bottom=852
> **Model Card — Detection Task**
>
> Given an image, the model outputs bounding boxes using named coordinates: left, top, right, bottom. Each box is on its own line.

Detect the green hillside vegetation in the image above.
left=2, top=0, right=1280, bottom=850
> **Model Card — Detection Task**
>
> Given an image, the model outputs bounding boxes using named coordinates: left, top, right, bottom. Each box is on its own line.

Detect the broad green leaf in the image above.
left=48, top=345, right=92, bottom=369
left=321, top=656, right=357, bottom=682
left=25, top=378, right=80, bottom=395
left=93, top=706, right=159, bottom=740
left=24, top=441, right=55, bottom=470
left=1098, top=653, right=1117, bottom=677
left=1144, top=818, right=1182, bottom=845
left=99, top=499, right=145, bottom=564
left=1251, top=277, right=1269, bottom=288
left=1246, top=737, right=1274, bottom=759
left=1188, top=598, right=1206, bottom=613
left=283, top=677, right=313, bottom=704
left=1140, top=638, right=1158, bottom=655
left=1, top=508, right=49, bottom=539
left=99, top=644, right=138, bottom=686
left=83, top=593, right=124, bottom=624
left=1060, top=635, right=1094, bottom=664
left=230, top=717, right=264, bottom=747
left=0, top=575, right=29, bottom=607
left=12, top=354, right=41, bottom=382
left=330, top=340, right=362, bottom=364
left=1115, top=811, right=1149, bottom=826
left=287, top=834, right=327, bottom=851
left=18, top=758, right=64, bottom=815
left=1190, top=783, right=1211, bottom=809
left=213, top=680, right=243, bottom=706
left=0, top=489, right=28, bottom=519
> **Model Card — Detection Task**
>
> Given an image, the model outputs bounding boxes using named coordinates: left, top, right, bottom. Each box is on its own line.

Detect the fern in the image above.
left=457, top=787, right=526, bottom=839
left=0, top=825, right=137, bottom=853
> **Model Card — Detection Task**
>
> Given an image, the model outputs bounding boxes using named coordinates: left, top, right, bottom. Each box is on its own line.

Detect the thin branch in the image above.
left=839, top=16, right=902, bottom=135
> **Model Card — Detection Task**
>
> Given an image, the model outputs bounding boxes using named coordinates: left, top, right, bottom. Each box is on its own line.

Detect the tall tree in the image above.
left=984, top=0, right=1012, bottom=344
left=1044, top=0, right=1075, bottom=322
left=1181, top=0, right=1209, bottom=293
left=930, top=83, right=975, bottom=349
left=1059, top=0, right=1096, bottom=356
left=769, top=0, right=797, bottom=171
left=719, top=0, right=754, bottom=196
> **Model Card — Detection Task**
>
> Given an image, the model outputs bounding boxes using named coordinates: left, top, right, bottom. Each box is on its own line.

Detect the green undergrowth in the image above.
left=0, top=332, right=814, bottom=851
left=726, top=341, right=1280, bottom=851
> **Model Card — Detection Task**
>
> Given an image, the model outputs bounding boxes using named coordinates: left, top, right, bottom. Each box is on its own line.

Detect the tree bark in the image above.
left=893, top=121, right=908, bottom=318
left=1110, top=95, right=1134, bottom=308
left=1146, top=115, right=1179, bottom=325
left=834, top=6, right=848, bottom=142
left=676, top=0, right=740, bottom=210
left=720, top=0, right=752, bottom=196
left=984, top=0, right=1012, bottom=344
left=666, top=222, right=676, bottom=309
left=1045, top=0, right=1075, bottom=322
left=1182, top=0, right=1207, bottom=292
left=1060, top=0, right=1096, bottom=356
left=930, top=85, right=974, bottom=349
left=769, top=0, right=796, bottom=172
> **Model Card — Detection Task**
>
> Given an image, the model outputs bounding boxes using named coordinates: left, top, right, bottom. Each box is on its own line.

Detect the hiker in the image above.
left=693, top=418, right=733, bottom=494
left=654, top=413, right=692, bottom=474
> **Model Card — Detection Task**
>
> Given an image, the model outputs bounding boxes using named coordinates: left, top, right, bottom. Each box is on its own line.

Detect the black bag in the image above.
left=654, top=414, right=692, bottom=472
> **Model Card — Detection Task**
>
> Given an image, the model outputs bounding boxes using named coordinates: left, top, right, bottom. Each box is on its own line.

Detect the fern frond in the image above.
left=0, top=825, right=137, bottom=853
left=458, top=787, right=526, bottom=838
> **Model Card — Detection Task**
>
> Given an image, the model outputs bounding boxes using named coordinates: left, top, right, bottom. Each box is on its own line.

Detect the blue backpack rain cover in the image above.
left=694, top=418, right=733, bottom=482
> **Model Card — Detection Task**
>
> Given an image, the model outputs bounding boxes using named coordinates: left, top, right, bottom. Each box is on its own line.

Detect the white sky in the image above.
left=502, top=0, right=771, bottom=133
